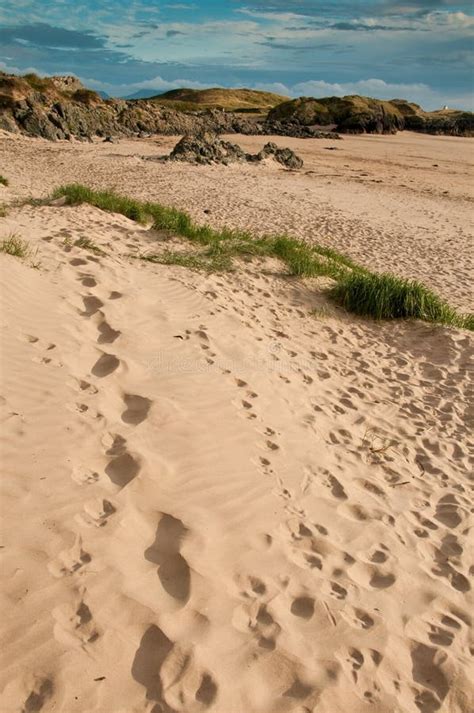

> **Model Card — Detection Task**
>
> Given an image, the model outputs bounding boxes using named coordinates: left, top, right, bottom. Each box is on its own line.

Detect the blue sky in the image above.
left=0, top=1, right=473, bottom=108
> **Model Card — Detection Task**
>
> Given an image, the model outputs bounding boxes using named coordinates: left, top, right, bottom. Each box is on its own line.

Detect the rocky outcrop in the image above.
left=257, top=142, right=304, bottom=169
left=154, top=133, right=304, bottom=168
left=267, top=96, right=474, bottom=136
left=0, top=72, right=340, bottom=142
left=1, top=73, right=470, bottom=140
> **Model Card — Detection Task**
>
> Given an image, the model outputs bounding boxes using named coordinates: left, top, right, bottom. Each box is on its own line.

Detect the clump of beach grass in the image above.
left=51, top=184, right=473, bottom=331
left=0, top=234, right=31, bottom=258
left=0, top=175, right=9, bottom=187
left=74, top=236, right=106, bottom=256
left=330, top=272, right=471, bottom=329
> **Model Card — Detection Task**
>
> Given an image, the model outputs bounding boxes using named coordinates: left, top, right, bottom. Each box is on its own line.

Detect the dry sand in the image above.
left=0, top=131, right=472, bottom=713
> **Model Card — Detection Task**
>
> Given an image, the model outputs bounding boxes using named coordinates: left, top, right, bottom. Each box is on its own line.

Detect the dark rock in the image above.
left=167, top=132, right=247, bottom=165
left=162, top=133, right=303, bottom=169
left=259, top=142, right=304, bottom=169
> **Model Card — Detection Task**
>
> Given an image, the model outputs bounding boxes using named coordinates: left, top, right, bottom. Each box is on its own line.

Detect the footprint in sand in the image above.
left=75, top=379, right=98, bottom=395
left=76, top=498, right=116, bottom=528
left=71, top=466, right=100, bottom=485
left=48, top=535, right=91, bottom=578
left=102, top=430, right=141, bottom=488
left=121, top=394, right=152, bottom=425
left=81, top=295, right=104, bottom=317
left=91, top=351, right=120, bottom=378
left=97, top=317, right=121, bottom=344
left=78, top=275, right=97, bottom=287
left=53, top=598, right=99, bottom=648
left=291, top=596, right=315, bottom=620
left=132, top=624, right=218, bottom=711
left=11, top=677, right=54, bottom=713
left=131, top=625, right=174, bottom=707
left=340, top=605, right=375, bottom=630
left=144, top=513, right=191, bottom=604
left=410, top=642, right=449, bottom=713
left=232, top=575, right=281, bottom=651
left=105, top=451, right=140, bottom=488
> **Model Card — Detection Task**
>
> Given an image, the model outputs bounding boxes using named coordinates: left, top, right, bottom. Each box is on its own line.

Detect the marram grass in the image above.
left=52, top=184, right=473, bottom=330
left=0, top=234, right=31, bottom=258
left=331, top=272, right=470, bottom=328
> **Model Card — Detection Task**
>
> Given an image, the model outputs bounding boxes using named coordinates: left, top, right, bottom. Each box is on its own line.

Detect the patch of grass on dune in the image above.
left=0, top=234, right=31, bottom=258
left=52, top=184, right=149, bottom=223
left=331, top=272, right=471, bottom=329
left=74, top=236, right=106, bottom=256
left=0, top=175, right=9, bottom=187
left=52, top=184, right=473, bottom=330
left=140, top=249, right=233, bottom=272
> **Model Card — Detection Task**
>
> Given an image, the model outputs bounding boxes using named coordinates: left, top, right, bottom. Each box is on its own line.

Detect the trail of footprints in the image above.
left=19, top=239, right=471, bottom=711
left=32, top=251, right=167, bottom=706
left=43, top=253, right=219, bottom=710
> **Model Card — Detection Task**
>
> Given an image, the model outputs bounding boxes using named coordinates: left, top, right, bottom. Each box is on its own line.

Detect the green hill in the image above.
left=143, top=87, right=289, bottom=113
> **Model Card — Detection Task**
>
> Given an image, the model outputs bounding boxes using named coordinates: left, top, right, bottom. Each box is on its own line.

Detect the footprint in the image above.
left=132, top=625, right=217, bottom=712
left=77, top=379, right=98, bottom=395
left=91, top=352, right=120, bottom=378
left=71, top=467, right=100, bottom=485
left=79, top=276, right=97, bottom=287
left=327, top=474, right=347, bottom=501
left=70, top=258, right=88, bottom=266
left=105, top=452, right=140, bottom=488
left=434, top=494, right=463, bottom=529
left=53, top=599, right=99, bottom=647
left=131, top=625, right=174, bottom=706
left=101, top=432, right=127, bottom=456
left=76, top=498, right=115, bottom=527
left=81, top=295, right=104, bottom=317
left=20, top=677, right=54, bottom=713
left=410, top=642, right=449, bottom=712
left=97, top=319, right=121, bottom=344
left=121, top=394, right=152, bottom=426
left=48, top=535, right=91, bottom=578
left=341, top=606, right=375, bottom=630
left=109, top=291, right=122, bottom=300
left=145, top=513, right=191, bottom=603
left=291, top=596, right=315, bottom=619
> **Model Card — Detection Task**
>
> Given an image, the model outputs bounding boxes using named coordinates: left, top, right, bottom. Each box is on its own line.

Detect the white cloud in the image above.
left=82, top=74, right=211, bottom=96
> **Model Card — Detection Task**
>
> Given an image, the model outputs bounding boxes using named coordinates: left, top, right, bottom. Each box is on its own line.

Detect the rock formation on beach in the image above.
left=155, top=133, right=304, bottom=168
left=0, top=72, right=335, bottom=142
left=0, top=72, right=472, bottom=141
left=268, top=95, right=474, bottom=136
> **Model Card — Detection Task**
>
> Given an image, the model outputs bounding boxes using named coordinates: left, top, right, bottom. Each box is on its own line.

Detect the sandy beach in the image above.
left=0, top=131, right=472, bottom=713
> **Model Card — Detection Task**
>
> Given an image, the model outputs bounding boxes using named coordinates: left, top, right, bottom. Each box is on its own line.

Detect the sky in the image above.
left=0, top=1, right=473, bottom=109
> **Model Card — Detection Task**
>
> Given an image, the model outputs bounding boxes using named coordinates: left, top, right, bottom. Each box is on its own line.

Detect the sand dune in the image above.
left=0, top=133, right=472, bottom=713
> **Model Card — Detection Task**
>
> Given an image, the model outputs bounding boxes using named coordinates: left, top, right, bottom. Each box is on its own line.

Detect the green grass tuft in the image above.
left=0, top=175, right=9, bottom=187
left=331, top=272, right=471, bottom=329
left=74, top=236, right=106, bottom=256
left=0, top=234, right=31, bottom=258
left=52, top=184, right=150, bottom=224
left=140, top=249, right=233, bottom=272
left=52, top=184, right=472, bottom=330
